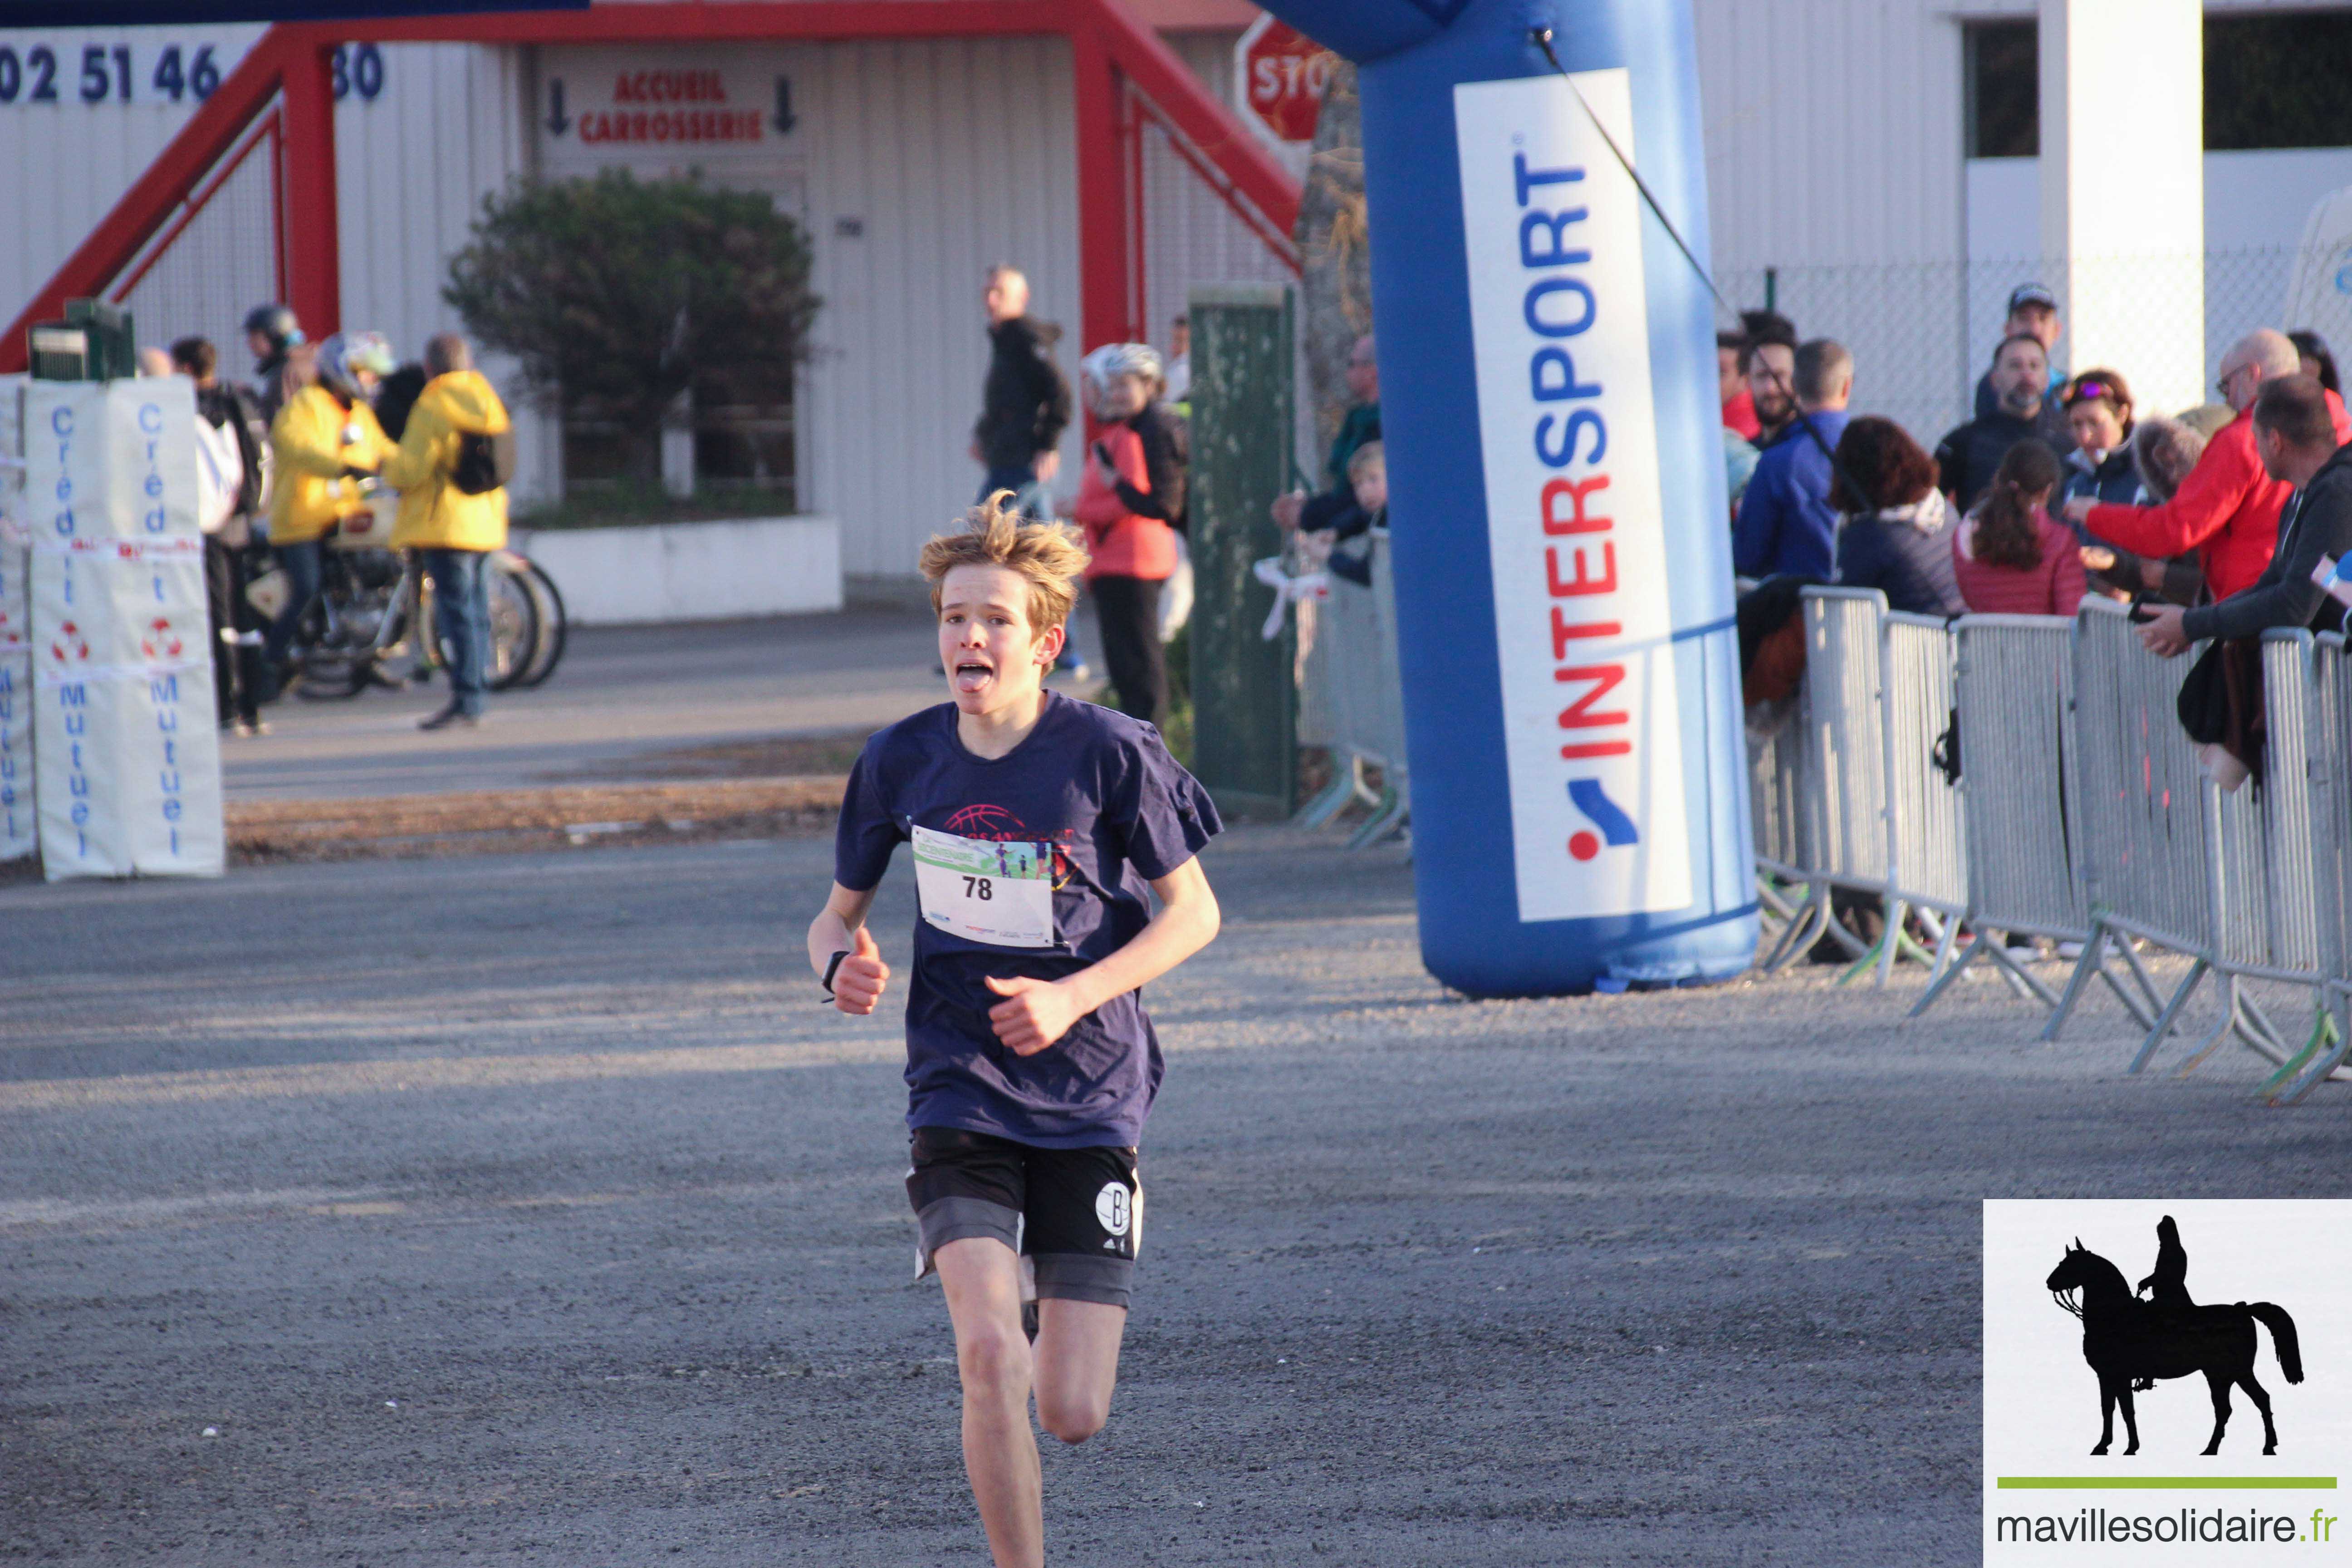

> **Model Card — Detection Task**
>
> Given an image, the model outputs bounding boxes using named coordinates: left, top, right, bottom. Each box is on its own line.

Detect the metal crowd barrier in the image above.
left=2274, top=632, right=2352, bottom=1101
left=1909, top=615, right=2157, bottom=1028
left=1749, top=695, right=1823, bottom=967
left=1295, top=530, right=1409, bottom=847
left=2044, top=599, right=2246, bottom=1065
left=1753, top=589, right=1883, bottom=973
left=1744, top=587, right=2352, bottom=1098
left=2172, top=630, right=2328, bottom=1076
left=1755, top=588, right=1948, bottom=985
left=1879, top=610, right=1968, bottom=975
left=2038, top=606, right=2324, bottom=1077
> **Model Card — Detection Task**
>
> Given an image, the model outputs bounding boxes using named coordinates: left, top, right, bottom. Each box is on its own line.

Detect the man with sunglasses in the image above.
left=2063, top=330, right=2349, bottom=603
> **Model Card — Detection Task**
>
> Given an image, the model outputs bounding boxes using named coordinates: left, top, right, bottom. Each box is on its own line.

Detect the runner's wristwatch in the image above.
left=819, top=948, right=852, bottom=1002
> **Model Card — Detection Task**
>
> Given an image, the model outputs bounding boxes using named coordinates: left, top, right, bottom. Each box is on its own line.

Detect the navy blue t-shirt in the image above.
left=833, top=692, right=1221, bottom=1148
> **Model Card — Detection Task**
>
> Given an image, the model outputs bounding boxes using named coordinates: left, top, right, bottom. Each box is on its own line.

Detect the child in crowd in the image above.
left=1953, top=439, right=2086, bottom=617
left=806, top=492, right=1223, bottom=1568
left=1326, top=441, right=1387, bottom=585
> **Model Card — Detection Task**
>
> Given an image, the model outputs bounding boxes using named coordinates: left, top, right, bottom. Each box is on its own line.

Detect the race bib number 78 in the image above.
left=911, top=824, right=1056, bottom=948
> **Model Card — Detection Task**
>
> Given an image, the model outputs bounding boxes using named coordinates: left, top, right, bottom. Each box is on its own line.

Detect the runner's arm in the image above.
left=808, top=881, right=889, bottom=1014
left=985, top=856, right=1220, bottom=1054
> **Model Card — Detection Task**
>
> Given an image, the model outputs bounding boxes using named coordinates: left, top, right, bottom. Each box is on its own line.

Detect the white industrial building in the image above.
left=2, top=0, right=2348, bottom=581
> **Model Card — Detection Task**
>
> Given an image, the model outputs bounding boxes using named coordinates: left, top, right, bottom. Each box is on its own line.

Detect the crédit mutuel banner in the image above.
left=1453, top=70, right=1691, bottom=924
left=1985, top=1200, right=2352, bottom=1564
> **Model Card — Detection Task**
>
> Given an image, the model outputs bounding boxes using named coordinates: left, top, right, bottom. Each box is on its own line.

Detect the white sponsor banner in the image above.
left=0, top=381, right=28, bottom=862
left=32, top=661, right=221, bottom=877
left=0, top=655, right=31, bottom=862
left=24, top=380, right=222, bottom=879
left=1985, top=1200, right=2352, bottom=1563
left=21, top=381, right=109, bottom=544
left=0, top=535, right=25, bottom=660
left=1453, top=71, right=1691, bottom=922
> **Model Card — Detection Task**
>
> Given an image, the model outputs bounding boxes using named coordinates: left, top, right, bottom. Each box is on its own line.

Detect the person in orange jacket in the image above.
left=1070, top=343, right=1185, bottom=726
left=2064, top=331, right=2351, bottom=602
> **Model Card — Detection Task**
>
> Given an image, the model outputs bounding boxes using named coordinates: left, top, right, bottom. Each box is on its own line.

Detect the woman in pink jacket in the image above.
left=1072, top=343, right=1186, bottom=724
left=1952, top=439, right=2087, bottom=617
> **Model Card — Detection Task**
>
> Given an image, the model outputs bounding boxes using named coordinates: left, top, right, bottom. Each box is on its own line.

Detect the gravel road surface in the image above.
left=222, top=611, right=946, bottom=803
left=4, top=829, right=2345, bottom=1564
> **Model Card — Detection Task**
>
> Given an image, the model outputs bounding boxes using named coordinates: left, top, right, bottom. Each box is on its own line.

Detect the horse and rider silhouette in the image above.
left=2045, top=1218, right=2303, bottom=1457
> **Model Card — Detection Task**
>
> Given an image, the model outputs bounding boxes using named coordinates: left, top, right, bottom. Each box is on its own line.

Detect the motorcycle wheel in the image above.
left=292, top=600, right=368, bottom=700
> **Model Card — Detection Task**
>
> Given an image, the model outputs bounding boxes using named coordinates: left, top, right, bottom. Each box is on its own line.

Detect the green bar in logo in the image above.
left=1997, top=1477, right=2338, bottom=1490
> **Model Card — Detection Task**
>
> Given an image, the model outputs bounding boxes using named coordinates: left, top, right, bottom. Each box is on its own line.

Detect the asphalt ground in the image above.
left=5, top=829, right=2349, bottom=1565
left=221, top=608, right=1094, bottom=804
left=220, top=610, right=940, bottom=802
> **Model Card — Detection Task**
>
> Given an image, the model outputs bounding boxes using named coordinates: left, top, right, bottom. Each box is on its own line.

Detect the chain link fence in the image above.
left=1716, top=245, right=2319, bottom=451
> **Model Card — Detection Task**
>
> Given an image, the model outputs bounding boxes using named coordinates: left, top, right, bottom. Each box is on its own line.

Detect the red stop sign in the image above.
left=1238, top=17, right=1329, bottom=146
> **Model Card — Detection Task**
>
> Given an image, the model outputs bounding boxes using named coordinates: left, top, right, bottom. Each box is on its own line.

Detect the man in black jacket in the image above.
left=1967, top=282, right=2071, bottom=448
left=1934, top=333, right=2063, bottom=512
left=2137, top=374, right=2352, bottom=656
left=970, top=266, right=1073, bottom=515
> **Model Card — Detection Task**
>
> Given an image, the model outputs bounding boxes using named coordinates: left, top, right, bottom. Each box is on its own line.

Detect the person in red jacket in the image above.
left=1072, top=343, right=1185, bottom=725
left=2063, top=330, right=2349, bottom=600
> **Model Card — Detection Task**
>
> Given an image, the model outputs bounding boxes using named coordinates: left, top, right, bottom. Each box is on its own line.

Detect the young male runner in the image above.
left=806, top=493, right=1223, bottom=1568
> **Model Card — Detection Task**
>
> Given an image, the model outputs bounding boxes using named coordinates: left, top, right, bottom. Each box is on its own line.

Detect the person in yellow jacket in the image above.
left=262, top=331, right=397, bottom=674
left=382, top=333, right=513, bottom=729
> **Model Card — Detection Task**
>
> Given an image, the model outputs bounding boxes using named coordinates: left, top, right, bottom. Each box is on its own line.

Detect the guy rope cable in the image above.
left=1529, top=26, right=1865, bottom=508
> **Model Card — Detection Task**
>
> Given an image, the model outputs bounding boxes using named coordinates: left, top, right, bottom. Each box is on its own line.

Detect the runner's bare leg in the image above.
left=935, top=1238, right=1044, bottom=1568
left=1034, top=1299, right=1127, bottom=1443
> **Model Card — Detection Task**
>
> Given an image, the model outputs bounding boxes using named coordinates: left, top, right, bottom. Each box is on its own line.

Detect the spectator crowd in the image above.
left=145, top=305, right=516, bottom=736
left=1729, top=284, right=2352, bottom=715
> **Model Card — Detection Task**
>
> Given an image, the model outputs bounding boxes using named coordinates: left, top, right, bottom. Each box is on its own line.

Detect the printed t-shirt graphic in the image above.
left=834, top=692, right=1221, bottom=1149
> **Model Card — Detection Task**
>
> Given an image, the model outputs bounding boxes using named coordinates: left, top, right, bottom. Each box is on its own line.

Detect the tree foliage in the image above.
left=444, top=170, right=819, bottom=475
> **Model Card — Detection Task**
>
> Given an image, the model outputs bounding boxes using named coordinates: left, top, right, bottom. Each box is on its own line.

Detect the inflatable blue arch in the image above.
left=1263, top=0, right=1757, bottom=996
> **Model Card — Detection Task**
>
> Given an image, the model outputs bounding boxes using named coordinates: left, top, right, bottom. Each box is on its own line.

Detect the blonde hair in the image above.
left=918, top=490, right=1091, bottom=632
left=1346, top=440, right=1385, bottom=481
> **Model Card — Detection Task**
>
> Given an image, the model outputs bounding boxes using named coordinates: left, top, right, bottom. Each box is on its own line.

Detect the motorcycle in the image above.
left=253, top=490, right=568, bottom=700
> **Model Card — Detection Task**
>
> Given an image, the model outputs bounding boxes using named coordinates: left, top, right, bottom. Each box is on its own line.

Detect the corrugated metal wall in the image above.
left=0, top=27, right=537, bottom=487
left=6, top=18, right=1289, bottom=576
left=796, top=38, right=1083, bottom=578
left=1138, top=115, right=1295, bottom=369
left=0, top=24, right=269, bottom=340
left=334, top=45, right=529, bottom=382
left=0, top=20, right=1297, bottom=578
left=332, top=44, right=539, bottom=495
left=1692, top=0, right=1965, bottom=270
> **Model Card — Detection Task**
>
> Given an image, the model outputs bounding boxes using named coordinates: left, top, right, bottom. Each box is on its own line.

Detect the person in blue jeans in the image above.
left=382, top=333, right=513, bottom=729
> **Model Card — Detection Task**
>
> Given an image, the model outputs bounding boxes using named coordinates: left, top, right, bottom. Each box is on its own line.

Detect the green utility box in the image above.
left=1187, top=284, right=1297, bottom=819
